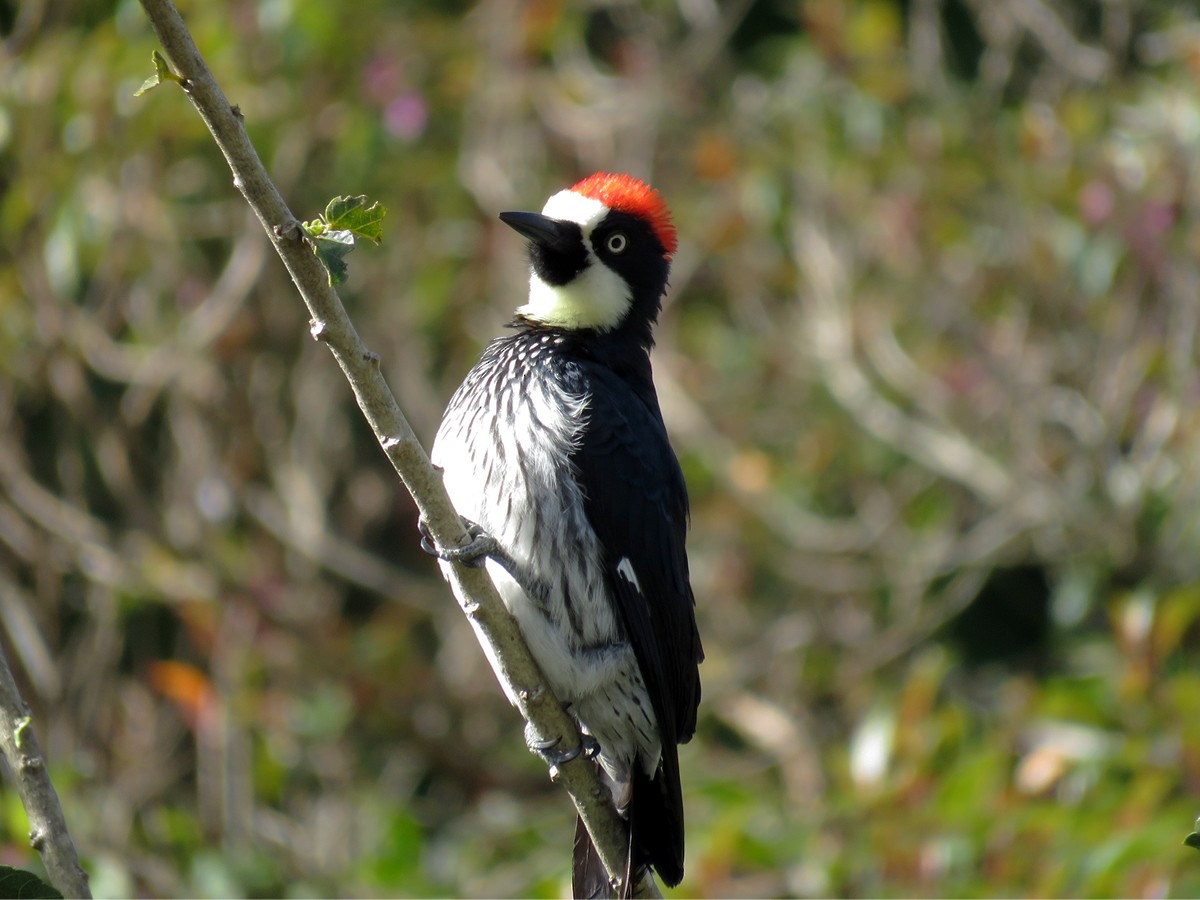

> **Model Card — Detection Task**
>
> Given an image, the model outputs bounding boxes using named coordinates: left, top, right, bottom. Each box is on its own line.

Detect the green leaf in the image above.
left=0, top=865, right=63, bottom=899
left=309, top=230, right=355, bottom=286
left=1186, top=816, right=1200, bottom=851
left=301, top=218, right=329, bottom=238
left=302, top=196, right=387, bottom=283
left=323, top=195, right=386, bottom=245
left=13, top=716, right=31, bottom=750
left=134, top=50, right=184, bottom=96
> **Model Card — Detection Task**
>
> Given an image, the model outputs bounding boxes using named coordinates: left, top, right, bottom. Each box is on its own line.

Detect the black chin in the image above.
left=500, top=211, right=588, bottom=286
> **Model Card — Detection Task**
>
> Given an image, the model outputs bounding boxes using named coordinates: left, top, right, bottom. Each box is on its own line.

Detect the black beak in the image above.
left=499, top=211, right=576, bottom=252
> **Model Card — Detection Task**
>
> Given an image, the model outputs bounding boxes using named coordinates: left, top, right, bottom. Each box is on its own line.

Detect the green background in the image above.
left=2, top=0, right=1199, bottom=896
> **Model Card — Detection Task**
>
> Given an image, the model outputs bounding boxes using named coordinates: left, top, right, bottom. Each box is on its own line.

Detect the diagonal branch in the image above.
left=134, top=0, right=656, bottom=895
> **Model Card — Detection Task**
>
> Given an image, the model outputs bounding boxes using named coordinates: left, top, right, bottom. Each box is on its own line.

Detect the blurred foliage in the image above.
left=1, top=0, right=1200, bottom=896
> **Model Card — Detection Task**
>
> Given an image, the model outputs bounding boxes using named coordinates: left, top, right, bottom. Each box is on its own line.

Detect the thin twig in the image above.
left=795, top=217, right=1014, bottom=507
left=0, top=635, right=91, bottom=898
left=135, top=0, right=656, bottom=894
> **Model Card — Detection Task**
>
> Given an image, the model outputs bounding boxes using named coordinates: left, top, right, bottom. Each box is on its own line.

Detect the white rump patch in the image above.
left=616, top=557, right=641, bottom=593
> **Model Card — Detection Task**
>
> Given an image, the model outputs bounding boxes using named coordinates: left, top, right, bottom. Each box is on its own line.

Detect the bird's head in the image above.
left=500, top=173, right=677, bottom=345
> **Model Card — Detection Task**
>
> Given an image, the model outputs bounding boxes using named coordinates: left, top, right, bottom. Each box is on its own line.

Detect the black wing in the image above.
left=568, top=358, right=703, bottom=885
left=571, top=359, right=702, bottom=746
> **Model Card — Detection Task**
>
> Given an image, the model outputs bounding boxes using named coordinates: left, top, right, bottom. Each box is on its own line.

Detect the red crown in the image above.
left=570, top=172, right=677, bottom=258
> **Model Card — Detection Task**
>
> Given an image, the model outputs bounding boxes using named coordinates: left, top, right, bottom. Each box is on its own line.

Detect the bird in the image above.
left=426, top=172, right=703, bottom=897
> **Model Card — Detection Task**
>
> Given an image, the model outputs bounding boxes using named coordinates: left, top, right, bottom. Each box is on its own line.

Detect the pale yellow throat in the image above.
left=518, top=265, right=632, bottom=330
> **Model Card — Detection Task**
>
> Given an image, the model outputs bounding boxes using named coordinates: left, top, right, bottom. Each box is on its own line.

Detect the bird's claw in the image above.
left=418, top=518, right=496, bottom=568
left=581, top=732, right=601, bottom=760
left=525, top=727, right=585, bottom=767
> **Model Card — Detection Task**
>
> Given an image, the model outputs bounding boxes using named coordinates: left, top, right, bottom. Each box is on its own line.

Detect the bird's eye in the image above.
left=605, top=232, right=628, bottom=254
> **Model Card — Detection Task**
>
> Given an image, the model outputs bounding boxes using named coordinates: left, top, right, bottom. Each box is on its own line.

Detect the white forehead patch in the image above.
left=541, top=189, right=608, bottom=232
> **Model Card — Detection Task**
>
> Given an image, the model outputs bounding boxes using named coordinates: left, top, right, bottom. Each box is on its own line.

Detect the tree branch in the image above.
left=135, top=0, right=656, bottom=895
left=794, top=217, right=1014, bottom=507
left=0, top=638, right=91, bottom=898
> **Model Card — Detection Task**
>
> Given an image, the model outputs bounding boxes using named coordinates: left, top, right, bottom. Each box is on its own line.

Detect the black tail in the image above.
left=572, top=815, right=623, bottom=899
left=630, top=744, right=685, bottom=887
left=571, top=748, right=685, bottom=898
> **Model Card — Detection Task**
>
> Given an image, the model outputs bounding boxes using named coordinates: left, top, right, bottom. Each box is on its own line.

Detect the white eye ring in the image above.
left=605, top=232, right=628, bottom=254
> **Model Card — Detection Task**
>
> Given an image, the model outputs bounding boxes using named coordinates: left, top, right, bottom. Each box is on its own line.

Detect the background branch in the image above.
left=135, top=0, right=653, bottom=894
left=0, top=638, right=90, bottom=898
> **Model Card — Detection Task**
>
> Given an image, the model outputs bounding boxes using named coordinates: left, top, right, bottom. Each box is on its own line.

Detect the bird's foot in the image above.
left=524, top=726, right=603, bottom=784
left=418, top=518, right=496, bottom=568
left=525, top=725, right=588, bottom=768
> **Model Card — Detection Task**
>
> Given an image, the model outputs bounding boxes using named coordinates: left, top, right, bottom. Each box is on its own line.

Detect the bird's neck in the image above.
left=509, top=318, right=657, bottom=389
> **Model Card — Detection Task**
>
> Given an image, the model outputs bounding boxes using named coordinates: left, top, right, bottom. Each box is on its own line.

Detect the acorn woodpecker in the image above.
left=429, top=173, right=703, bottom=896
